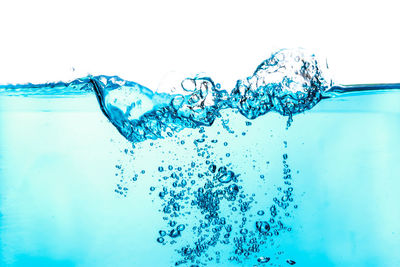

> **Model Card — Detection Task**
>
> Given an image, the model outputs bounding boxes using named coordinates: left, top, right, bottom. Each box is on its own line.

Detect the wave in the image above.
left=2, top=48, right=399, bottom=144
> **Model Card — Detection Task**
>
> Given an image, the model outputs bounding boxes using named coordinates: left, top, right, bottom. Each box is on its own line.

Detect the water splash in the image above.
left=2, top=48, right=399, bottom=143
left=231, top=49, right=329, bottom=119
left=89, top=48, right=330, bottom=143
left=90, top=75, right=230, bottom=143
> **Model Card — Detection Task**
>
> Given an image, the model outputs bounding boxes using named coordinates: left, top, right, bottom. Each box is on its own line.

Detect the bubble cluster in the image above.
left=129, top=132, right=299, bottom=266
left=90, top=48, right=330, bottom=144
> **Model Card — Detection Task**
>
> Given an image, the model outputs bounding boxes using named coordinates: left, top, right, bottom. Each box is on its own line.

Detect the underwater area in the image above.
left=1, top=49, right=400, bottom=267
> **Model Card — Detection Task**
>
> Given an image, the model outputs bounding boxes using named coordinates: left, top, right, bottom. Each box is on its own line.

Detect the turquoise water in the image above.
left=1, top=50, right=400, bottom=267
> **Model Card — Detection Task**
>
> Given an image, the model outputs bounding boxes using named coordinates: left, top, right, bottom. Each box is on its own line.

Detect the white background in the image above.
left=1, top=1, right=400, bottom=266
left=0, top=0, right=399, bottom=89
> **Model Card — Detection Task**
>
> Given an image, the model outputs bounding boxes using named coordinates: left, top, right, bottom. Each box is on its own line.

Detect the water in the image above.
left=1, top=49, right=400, bottom=267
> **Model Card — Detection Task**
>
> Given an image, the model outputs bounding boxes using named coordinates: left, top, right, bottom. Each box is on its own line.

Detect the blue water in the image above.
left=1, top=49, right=400, bottom=267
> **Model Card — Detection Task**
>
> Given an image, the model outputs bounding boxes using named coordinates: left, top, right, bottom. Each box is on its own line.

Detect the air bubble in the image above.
left=257, top=256, right=270, bottom=263
left=256, top=221, right=270, bottom=234
left=287, top=259, right=296, bottom=265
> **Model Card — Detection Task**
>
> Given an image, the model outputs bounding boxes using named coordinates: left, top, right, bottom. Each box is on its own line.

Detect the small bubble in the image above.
left=240, top=228, right=248, bottom=235
left=287, top=259, right=296, bottom=265
left=208, top=164, right=217, bottom=173
left=256, top=221, right=270, bottom=234
left=257, top=257, right=270, bottom=263
left=257, top=210, right=265, bottom=216
left=158, top=166, right=164, bottom=172
left=217, top=168, right=234, bottom=183
left=223, top=142, right=228, bottom=146
left=169, top=229, right=181, bottom=238
left=150, top=186, right=155, bottom=191
left=157, top=237, right=164, bottom=243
